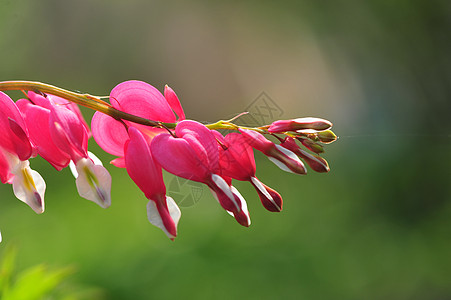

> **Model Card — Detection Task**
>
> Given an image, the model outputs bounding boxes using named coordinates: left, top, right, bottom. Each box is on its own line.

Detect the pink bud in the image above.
left=250, top=177, right=283, bottom=212
left=268, top=117, right=332, bottom=133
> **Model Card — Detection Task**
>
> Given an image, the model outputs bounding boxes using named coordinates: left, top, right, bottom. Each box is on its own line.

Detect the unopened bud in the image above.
left=317, top=130, right=337, bottom=144
left=268, top=117, right=332, bottom=133
left=299, top=138, right=324, bottom=154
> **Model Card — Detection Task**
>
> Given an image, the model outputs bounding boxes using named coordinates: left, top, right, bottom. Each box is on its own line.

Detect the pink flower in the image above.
left=0, top=92, right=45, bottom=213
left=17, top=92, right=111, bottom=208
left=239, top=128, right=307, bottom=175
left=91, top=80, right=186, bottom=237
left=151, top=120, right=250, bottom=227
left=268, top=117, right=332, bottom=133
left=17, top=96, right=71, bottom=170
left=214, top=132, right=283, bottom=212
left=125, top=127, right=181, bottom=239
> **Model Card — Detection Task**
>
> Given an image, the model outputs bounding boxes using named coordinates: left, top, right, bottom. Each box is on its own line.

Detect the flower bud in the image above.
left=268, top=117, right=332, bottom=133
left=250, top=177, right=283, bottom=212
left=317, top=130, right=337, bottom=144
left=299, top=138, right=324, bottom=154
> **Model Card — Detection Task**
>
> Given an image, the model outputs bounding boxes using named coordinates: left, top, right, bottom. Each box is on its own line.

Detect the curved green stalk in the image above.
left=0, top=80, right=269, bottom=133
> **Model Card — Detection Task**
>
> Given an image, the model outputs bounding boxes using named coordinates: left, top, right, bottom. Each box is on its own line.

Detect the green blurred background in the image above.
left=0, top=0, right=450, bottom=299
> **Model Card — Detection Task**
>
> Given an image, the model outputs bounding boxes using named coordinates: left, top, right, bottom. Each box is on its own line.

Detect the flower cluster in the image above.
left=0, top=80, right=337, bottom=241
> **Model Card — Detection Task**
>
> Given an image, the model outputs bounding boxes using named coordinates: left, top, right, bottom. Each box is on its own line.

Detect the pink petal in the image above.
left=125, top=128, right=180, bottom=239
left=219, top=133, right=256, bottom=180
left=238, top=128, right=273, bottom=153
left=250, top=177, right=283, bottom=212
left=125, top=127, right=166, bottom=199
left=229, top=186, right=251, bottom=227
left=49, top=106, right=88, bottom=161
left=91, top=111, right=129, bottom=157
left=268, top=117, right=332, bottom=133
left=110, top=157, right=126, bottom=168
left=164, top=85, right=186, bottom=121
left=147, top=196, right=180, bottom=240
left=18, top=101, right=70, bottom=170
left=0, top=151, right=13, bottom=184
left=211, top=130, right=225, bottom=143
left=208, top=174, right=242, bottom=214
left=0, top=93, right=31, bottom=158
left=175, top=120, right=219, bottom=173
left=110, top=80, right=176, bottom=123
left=7, top=118, right=33, bottom=160
left=47, top=94, right=91, bottom=135
left=27, top=92, right=53, bottom=110
left=240, top=128, right=306, bottom=174
left=0, top=92, right=27, bottom=128
left=267, top=145, right=307, bottom=174
left=151, top=133, right=211, bottom=182
left=27, top=92, right=91, bottom=139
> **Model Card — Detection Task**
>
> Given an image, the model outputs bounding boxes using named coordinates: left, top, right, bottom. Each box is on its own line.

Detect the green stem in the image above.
left=0, top=81, right=175, bottom=128
left=0, top=80, right=267, bottom=133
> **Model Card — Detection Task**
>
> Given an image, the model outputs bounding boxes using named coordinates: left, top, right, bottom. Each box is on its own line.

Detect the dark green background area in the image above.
left=0, top=0, right=450, bottom=299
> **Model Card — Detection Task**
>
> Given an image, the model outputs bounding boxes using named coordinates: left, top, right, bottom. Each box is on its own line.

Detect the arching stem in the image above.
left=0, top=80, right=269, bottom=133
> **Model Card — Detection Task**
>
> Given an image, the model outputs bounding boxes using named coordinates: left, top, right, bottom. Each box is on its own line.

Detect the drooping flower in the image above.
left=151, top=120, right=250, bottom=226
left=125, top=127, right=181, bottom=239
left=91, top=80, right=186, bottom=236
left=17, top=92, right=111, bottom=208
left=0, top=92, right=45, bottom=213
left=17, top=97, right=71, bottom=170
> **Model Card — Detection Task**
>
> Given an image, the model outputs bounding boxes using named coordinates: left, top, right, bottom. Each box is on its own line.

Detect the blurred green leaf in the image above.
left=0, top=246, right=105, bottom=300
left=2, top=264, right=73, bottom=300
left=0, top=245, right=17, bottom=295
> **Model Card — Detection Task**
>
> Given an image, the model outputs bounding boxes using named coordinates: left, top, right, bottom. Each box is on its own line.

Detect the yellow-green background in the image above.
left=0, top=0, right=450, bottom=299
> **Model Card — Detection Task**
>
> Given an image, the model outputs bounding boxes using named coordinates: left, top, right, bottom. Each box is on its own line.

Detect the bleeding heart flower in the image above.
left=90, top=81, right=188, bottom=236
left=151, top=120, right=250, bottom=227
left=17, top=92, right=111, bottom=208
left=125, top=127, right=181, bottom=239
left=0, top=92, right=45, bottom=214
